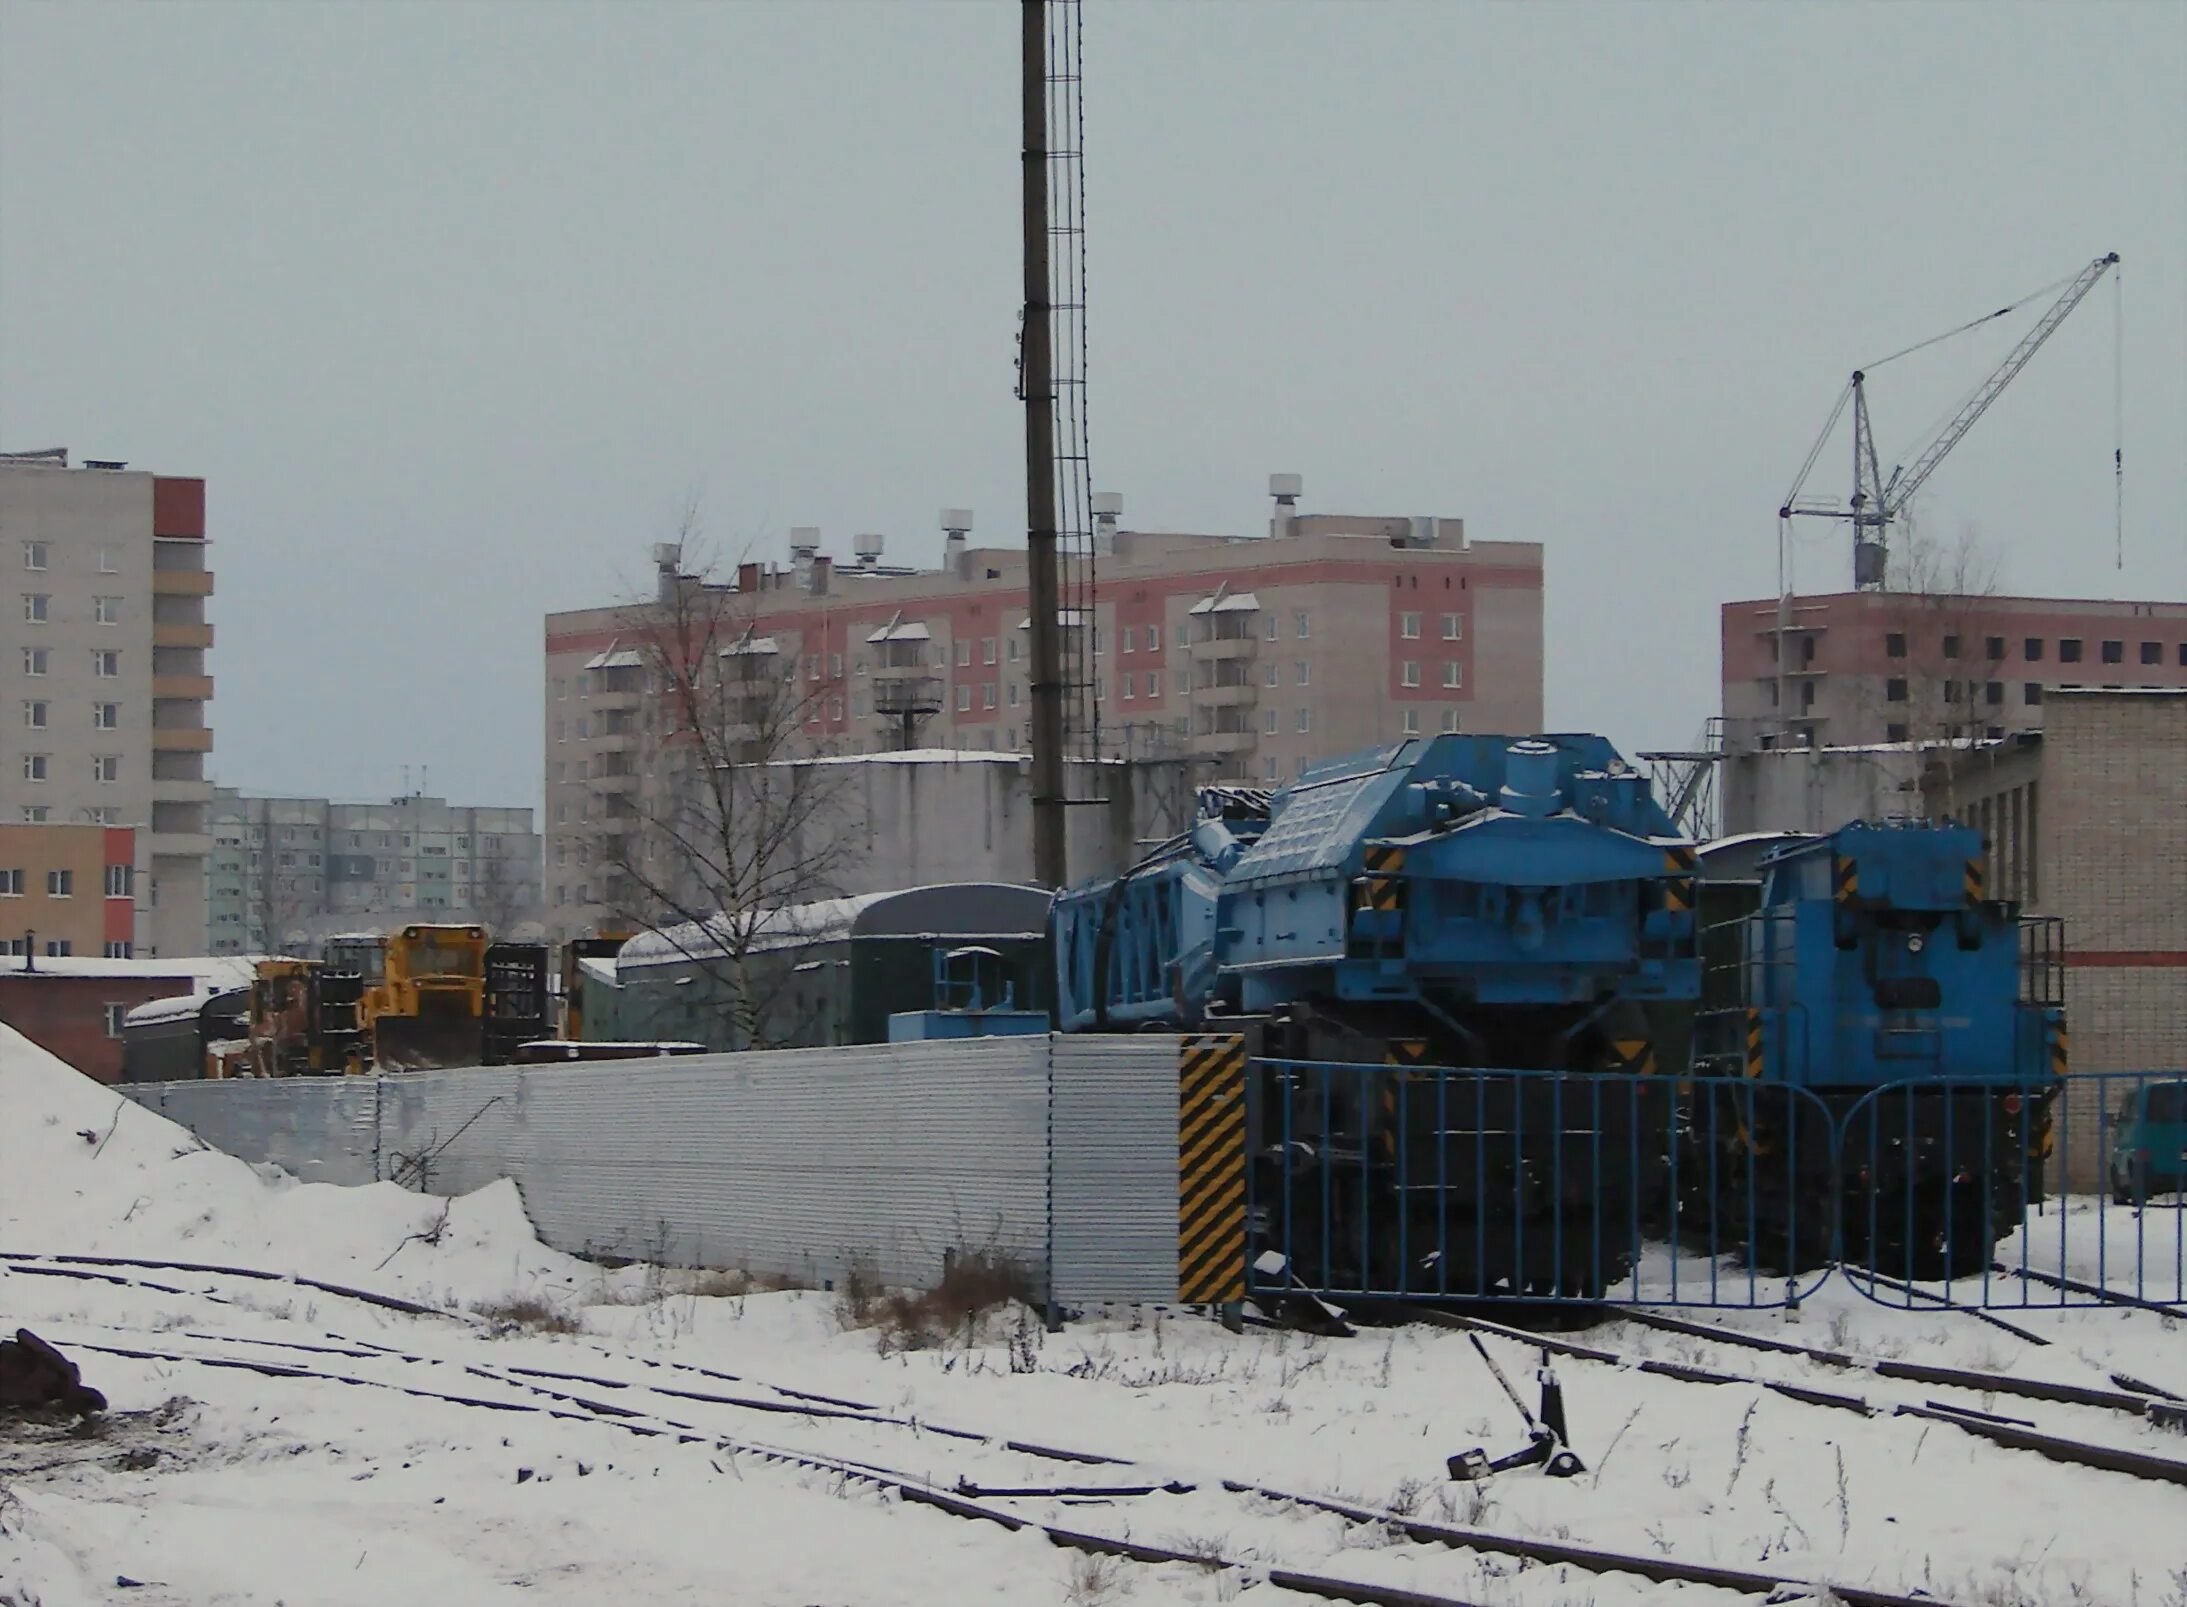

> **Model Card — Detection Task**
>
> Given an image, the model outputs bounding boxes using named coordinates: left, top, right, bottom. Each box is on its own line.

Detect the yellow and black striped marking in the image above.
left=1178, top=1034, right=1248, bottom=1305
left=1663, top=845, right=1698, bottom=877
left=1833, top=854, right=1859, bottom=905
left=1363, top=843, right=1407, bottom=875
left=1964, top=857, right=1986, bottom=907
left=1663, top=844, right=1697, bottom=914
left=2050, top=1024, right=2069, bottom=1082
left=1386, top=1038, right=1428, bottom=1066
left=1743, top=1008, right=1765, bottom=1079
left=1359, top=843, right=1407, bottom=913
left=1363, top=877, right=1405, bottom=912
left=1609, top=1037, right=1658, bottom=1076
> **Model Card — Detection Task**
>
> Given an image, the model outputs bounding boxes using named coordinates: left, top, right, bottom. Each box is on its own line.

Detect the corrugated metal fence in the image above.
left=124, top=1035, right=1184, bottom=1306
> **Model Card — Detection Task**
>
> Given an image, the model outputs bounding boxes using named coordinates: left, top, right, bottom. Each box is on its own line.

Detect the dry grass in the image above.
left=836, top=1250, right=1038, bottom=1351
left=469, top=1293, right=582, bottom=1337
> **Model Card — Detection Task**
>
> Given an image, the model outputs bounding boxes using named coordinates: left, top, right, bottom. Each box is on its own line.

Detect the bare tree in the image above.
left=600, top=542, right=859, bottom=1050
left=466, top=847, right=533, bottom=937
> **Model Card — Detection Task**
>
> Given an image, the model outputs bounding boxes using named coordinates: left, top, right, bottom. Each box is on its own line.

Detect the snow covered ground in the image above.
left=5, top=1020, right=2185, bottom=1607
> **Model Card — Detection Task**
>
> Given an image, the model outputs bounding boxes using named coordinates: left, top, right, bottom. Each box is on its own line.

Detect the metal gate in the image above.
left=1237, top=1060, right=2187, bottom=1311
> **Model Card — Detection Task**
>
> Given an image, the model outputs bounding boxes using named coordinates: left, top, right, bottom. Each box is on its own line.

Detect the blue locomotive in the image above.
left=1692, top=820, right=2065, bottom=1278
left=1054, top=735, right=1702, bottom=1297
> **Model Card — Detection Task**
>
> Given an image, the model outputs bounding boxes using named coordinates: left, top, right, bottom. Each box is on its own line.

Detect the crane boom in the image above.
left=1878, top=252, right=2119, bottom=516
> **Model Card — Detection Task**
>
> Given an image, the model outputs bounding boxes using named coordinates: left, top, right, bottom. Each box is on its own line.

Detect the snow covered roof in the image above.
left=865, top=617, right=932, bottom=644
left=1016, top=609, right=1089, bottom=629
left=122, top=986, right=249, bottom=1028
left=719, top=635, right=780, bottom=656
left=1188, top=590, right=1260, bottom=615
left=1, top=954, right=259, bottom=989
left=618, top=893, right=897, bottom=967
left=585, top=647, right=644, bottom=670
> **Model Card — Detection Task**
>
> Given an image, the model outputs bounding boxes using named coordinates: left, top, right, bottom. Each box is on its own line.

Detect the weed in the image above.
left=1158, top=1532, right=1232, bottom=1571
left=1384, top=1476, right=1427, bottom=1516
left=1725, top=1399, right=1758, bottom=1495
left=1063, top=1551, right=1126, bottom=1605
left=836, top=1249, right=1038, bottom=1353
left=470, top=1293, right=582, bottom=1337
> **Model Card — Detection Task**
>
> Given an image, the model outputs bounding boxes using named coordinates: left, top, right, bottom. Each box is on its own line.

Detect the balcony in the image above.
left=153, top=621, right=215, bottom=649
left=590, top=688, right=642, bottom=713
left=152, top=570, right=215, bottom=597
left=151, top=727, right=213, bottom=752
left=1192, top=633, right=1259, bottom=661
left=1194, top=681, right=1258, bottom=708
left=152, top=674, right=215, bottom=701
left=588, top=770, right=637, bottom=794
left=1190, top=729, right=1257, bottom=756
left=151, top=775, right=214, bottom=805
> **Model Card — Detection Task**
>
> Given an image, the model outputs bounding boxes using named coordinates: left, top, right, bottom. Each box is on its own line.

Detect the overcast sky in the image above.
left=3, top=1, right=2181, bottom=808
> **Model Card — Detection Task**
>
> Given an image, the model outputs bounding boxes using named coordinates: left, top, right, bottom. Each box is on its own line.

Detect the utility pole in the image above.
left=1023, top=0, right=1067, bottom=890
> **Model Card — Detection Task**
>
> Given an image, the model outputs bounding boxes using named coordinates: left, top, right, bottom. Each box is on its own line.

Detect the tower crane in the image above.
left=1780, top=252, right=2119, bottom=591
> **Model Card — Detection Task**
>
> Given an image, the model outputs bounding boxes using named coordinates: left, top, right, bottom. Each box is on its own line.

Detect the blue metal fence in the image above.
left=1241, top=1060, right=2186, bottom=1312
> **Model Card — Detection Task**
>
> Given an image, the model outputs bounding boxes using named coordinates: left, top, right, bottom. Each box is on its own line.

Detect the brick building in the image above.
left=543, top=493, right=1544, bottom=936
left=0, top=822, right=139, bottom=959
left=0, top=449, right=215, bottom=954
left=0, top=952, right=254, bottom=1083
left=1722, top=591, right=2187, bottom=753
left=1930, top=689, right=2187, bottom=1186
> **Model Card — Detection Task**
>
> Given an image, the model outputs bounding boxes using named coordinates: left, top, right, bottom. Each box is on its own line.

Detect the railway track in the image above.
left=1405, top=1306, right=2187, bottom=1491
left=13, top=1248, right=1971, bottom=1607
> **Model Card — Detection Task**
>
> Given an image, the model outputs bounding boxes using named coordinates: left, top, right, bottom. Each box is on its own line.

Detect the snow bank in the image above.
left=0, top=1022, right=577, bottom=1302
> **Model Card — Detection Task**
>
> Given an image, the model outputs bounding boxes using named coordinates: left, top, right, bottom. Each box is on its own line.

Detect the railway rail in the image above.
left=13, top=1248, right=1975, bottom=1607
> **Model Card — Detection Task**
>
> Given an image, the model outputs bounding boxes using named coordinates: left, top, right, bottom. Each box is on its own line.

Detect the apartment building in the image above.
left=1722, top=590, right=2187, bottom=752
left=204, top=790, right=543, bottom=954
left=542, top=490, right=1545, bottom=933
left=0, top=449, right=213, bottom=955
left=0, top=822, right=139, bottom=959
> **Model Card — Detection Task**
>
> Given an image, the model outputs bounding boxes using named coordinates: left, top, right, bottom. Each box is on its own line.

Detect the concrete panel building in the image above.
left=542, top=487, right=1545, bottom=936
left=1928, top=690, right=2187, bottom=1187
left=0, top=449, right=213, bottom=955
left=205, top=791, right=543, bottom=954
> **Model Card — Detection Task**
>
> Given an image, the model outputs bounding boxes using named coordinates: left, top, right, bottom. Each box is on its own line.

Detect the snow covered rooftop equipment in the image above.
left=585, top=647, right=645, bottom=671
left=1188, top=589, right=1260, bottom=616
left=865, top=616, right=932, bottom=644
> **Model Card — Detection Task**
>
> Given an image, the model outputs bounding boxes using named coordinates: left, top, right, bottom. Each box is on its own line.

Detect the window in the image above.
left=103, top=1002, right=127, bottom=1038
left=831, top=697, right=844, bottom=721
left=1985, top=636, right=2005, bottom=661
left=1886, top=632, right=1907, bottom=658
left=105, top=941, right=132, bottom=959
left=43, top=940, right=71, bottom=959
left=22, top=700, right=46, bottom=729
left=1121, top=629, right=1134, bottom=655
left=94, top=596, right=121, bottom=625
left=2142, top=641, right=2163, bottom=665
left=956, top=641, right=971, bottom=668
left=0, top=870, right=20, bottom=896
left=21, top=647, right=47, bottom=677
left=1262, top=708, right=1278, bottom=733
left=1297, top=709, right=1312, bottom=733
left=1943, top=680, right=1962, bottom=703
left=93, top=754, right=120, bottom=783
left=94, top=543, right=118, bottom=574
left=1093, top=677, right=1105, bottom=702
left=23, top=593, right=48, bottom=623
left=1402, top=709, right=1420, bottom=735
left=1885, top=722, right=1909, bottom=743
left=1120, top=676, right=1134, bottom=700
left=1147, top=625, right=1161, bottom=652
left=21, top=541, right=47, bottom=571
left=1145, top=671, right=1160, bottom=697
left=829, top=652, right=843, bottom=678
left=1092, top=629, right=1105, bottom=656
left=981, top=683, right=996, bottom=709
left=1400, top=661, right=1420, bottom=687
left=1442, top=662, right=1462, bottom=689
left=2059, top=638, right=2082, bottom=663
left=1264, top=661, right=1279, bottom=688
left=93, top=702, right=118, bottom=730
left=1942, top=634, right=1960, bottom=659
left=1294, top=612, right=1310, bottom=640
left=20, top=807, right=47, bottom=824
left=956, top=684, right=971, bottom=711
left=552, top=678, right=565, bottom=700
left=22, top=754, right=48, bottom=782
left=1400, top=612, right=1421, bottom=639
left=93, top=650, right=119, bottom=678
left=46, top=869, right=73, bottom=897
left=1885, top=677, right=1908, bottom=703
left=2099, top=639, right=2122, bottom=665
left=2024, top=638, right=2044, bottom=662
left=105, top=863, right=133, bottom=897
left=1985, top=681, right=2003, bottom=706
left=2024, top=683, right=2043, bottom=705
left=1007, top=637, right=1022, bottom=663
left=1440, top=708, right=1461, bottom=733
left=1265, top=757, right=1280, bottom=780
left=808, top=654, right=822, bottom=680
left=1441, top=613, right=1463, bottom=641
left=1296, top=661, right=1310, bottom=686
left=1008, top=682, right=1021, bottom=708
left=980, top=637, right=997, bottom=666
